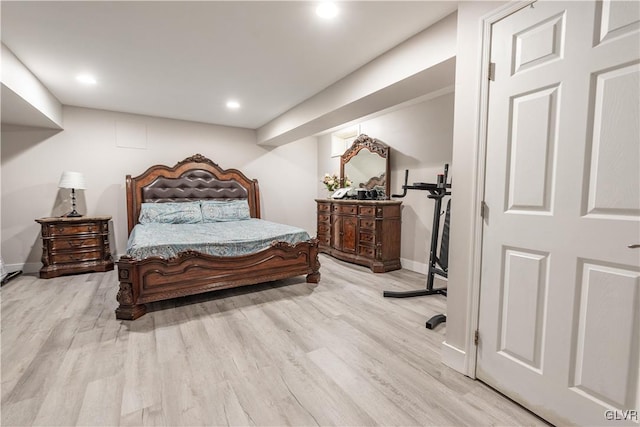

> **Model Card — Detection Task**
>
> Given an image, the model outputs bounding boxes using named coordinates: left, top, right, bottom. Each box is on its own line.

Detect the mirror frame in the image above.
left=340, top=134, right=390, bottom=199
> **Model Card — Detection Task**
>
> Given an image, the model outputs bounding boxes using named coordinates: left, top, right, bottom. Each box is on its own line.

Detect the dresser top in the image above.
left=315, top=198, right=401, bottom=205
left=36, top=216, right=112, bottom=224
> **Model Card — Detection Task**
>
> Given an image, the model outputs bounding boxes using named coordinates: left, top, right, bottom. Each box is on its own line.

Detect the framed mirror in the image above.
left=340, top=134, right=390, bottom=199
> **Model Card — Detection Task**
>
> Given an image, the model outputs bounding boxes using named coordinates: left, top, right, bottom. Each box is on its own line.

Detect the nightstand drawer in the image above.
left=318, top=223, right=330, bottom=234
left=48, top=223, right=101, bottom=236
left=318, top=213, right=330, bottom=223
left=51, top=249, right=102, bottom=264
left=50, top=237, right=101, bottom=251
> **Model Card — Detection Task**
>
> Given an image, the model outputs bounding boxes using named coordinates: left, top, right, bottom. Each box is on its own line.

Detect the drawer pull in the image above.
left=359, top=207, right=375, bottom=216
left=360, top=220, right=375, bottom=229
left=359, top=247, right=375, bottom=257
left=360, top=234, right=374, bottom=243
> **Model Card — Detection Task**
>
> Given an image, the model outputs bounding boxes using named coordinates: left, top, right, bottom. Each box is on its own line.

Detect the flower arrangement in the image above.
left=322, top=173, right=352, bottom=192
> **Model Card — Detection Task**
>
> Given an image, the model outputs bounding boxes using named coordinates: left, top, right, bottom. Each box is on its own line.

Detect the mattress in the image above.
left=126, top=218, right=311, bottom=260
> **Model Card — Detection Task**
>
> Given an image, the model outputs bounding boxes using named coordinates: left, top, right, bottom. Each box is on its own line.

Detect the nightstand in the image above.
left=35, top=216, right=114, bottom=279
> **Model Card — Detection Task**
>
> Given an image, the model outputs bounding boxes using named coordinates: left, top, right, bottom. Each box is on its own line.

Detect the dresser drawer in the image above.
left=359, top=218, right=375, bottom=230
left=318, top=213, right=330, bottom=223
left=318, top=223, right=330, bottom=234
left=359, top=206, right=376, bottom=216
left=47, top=223, right=101, bottom=236
left=51, top=237, right=101, bottom=251
left=334, top=204, right=357, bottom=214
left=358, top=246, right=375, bottom=258
left=51, top=249, right=103, bottom=264
left=359, top=232, right=375, bottom=245
left=318, top=203, right=331, bottom=213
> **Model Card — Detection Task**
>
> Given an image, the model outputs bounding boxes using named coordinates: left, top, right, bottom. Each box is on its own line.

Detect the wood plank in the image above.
left=0, top=255, right=547, bottom=426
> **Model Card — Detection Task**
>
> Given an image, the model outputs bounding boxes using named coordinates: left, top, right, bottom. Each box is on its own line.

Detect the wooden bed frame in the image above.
left=115, top=154, right=320, bottom=320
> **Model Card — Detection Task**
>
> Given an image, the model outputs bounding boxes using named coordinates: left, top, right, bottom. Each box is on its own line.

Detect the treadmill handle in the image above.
left=392, top=169, right=409, bottom=198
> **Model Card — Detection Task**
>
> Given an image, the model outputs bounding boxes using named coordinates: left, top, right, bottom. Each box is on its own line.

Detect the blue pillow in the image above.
left=138, top=201, right=203, bottom=224
left=201, top=199, right=251, bottom=222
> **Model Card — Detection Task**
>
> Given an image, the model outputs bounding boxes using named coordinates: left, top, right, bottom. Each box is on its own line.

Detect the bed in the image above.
left=115, top=154, right=320, bottom=320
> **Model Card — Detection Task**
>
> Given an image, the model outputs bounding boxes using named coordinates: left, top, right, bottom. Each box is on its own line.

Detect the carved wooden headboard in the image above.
left=126, top=154, right=261, bottom=234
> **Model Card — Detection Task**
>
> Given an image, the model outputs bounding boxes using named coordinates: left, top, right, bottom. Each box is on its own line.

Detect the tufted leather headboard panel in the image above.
left=141, top=170, right=248, bottom=203
left=126, top=154, right=260, bottom=234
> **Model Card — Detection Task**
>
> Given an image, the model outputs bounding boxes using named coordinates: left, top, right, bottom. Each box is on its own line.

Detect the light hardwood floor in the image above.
left=1, top=255, right=547, bottom=426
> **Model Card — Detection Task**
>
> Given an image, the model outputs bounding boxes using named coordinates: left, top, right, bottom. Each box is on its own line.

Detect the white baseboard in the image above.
left=441, top=340, right=467, bottom=375
left=6, top=262, right=40, bottom=274
left=400, top=257, right=428, bottom=274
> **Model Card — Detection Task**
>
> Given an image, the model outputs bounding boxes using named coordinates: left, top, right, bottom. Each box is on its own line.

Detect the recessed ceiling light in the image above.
left=316, top=2, right=339, bottom=19
left=76, top=74, right=97, bottom=85
left=226, top=100, right=240, bottom=110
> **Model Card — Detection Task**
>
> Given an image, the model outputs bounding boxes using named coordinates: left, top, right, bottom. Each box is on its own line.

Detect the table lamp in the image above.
left=58, top=171, right=86, bottom=217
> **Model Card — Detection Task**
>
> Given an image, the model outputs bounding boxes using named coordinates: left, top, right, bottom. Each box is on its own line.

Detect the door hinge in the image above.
left=480, top=201, right=487, bottom=218
left=488, top=62, right=496, bottom=81
left=474, top=330, right=480, bottom=346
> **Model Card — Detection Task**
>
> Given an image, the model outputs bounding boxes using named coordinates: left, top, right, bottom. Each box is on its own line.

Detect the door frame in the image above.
left=465, top=0, right=536, bottom=378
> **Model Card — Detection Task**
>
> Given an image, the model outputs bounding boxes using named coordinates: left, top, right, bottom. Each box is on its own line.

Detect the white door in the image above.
left=477, top=1, right=640, bottom=425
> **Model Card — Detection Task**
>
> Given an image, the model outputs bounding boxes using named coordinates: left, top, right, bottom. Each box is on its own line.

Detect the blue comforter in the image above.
left=126, top=219, right=311, bottom=260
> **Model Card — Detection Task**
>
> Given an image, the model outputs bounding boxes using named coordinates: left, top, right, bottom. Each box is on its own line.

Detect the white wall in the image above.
left=1, top=106, right=317, bottom=272
left=442, top=0, right=507, bottom=374
left=317, top=92, right=454, bottom=273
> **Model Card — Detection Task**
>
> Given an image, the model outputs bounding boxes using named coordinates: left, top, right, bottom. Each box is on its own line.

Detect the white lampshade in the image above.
left=58, top=171, right=86, bottom=190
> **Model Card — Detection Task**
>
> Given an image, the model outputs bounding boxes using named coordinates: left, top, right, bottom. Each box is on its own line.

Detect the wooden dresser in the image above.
left=35, top=216, right=114, bottom=279
left=316, top=199, right=401, bottom=273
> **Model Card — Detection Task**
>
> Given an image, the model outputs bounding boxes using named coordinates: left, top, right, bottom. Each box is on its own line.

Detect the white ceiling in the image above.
left=1, top=1, right=457, bottom=129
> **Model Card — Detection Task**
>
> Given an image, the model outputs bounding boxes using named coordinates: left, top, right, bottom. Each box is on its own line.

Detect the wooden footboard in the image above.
left=116, top=239, right=320, bottom=320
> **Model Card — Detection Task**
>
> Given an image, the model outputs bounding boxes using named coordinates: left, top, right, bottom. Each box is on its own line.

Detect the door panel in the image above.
left=342, top=216, right=358, bottom=253
left=478, top=1, right=640, bottom=425
left=332, top=216, right=343, bottom=250
left=572, top=261, right=640, bottom=409
left=498, top=247, right=549, bottom=371
left=507, top=84, right=559, bottom=212
left=596, top=0, right=640, bottom=44
left=513, top=11, right=565, bottom=74
left=585, top=63, right=640, bottom=217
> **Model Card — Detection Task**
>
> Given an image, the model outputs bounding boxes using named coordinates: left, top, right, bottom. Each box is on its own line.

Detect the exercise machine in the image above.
left=384, top=165, right=451, bottom=329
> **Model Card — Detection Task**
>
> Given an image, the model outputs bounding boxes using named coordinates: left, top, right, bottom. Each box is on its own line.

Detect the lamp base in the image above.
left=66, top=210, right=82, bottom=217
